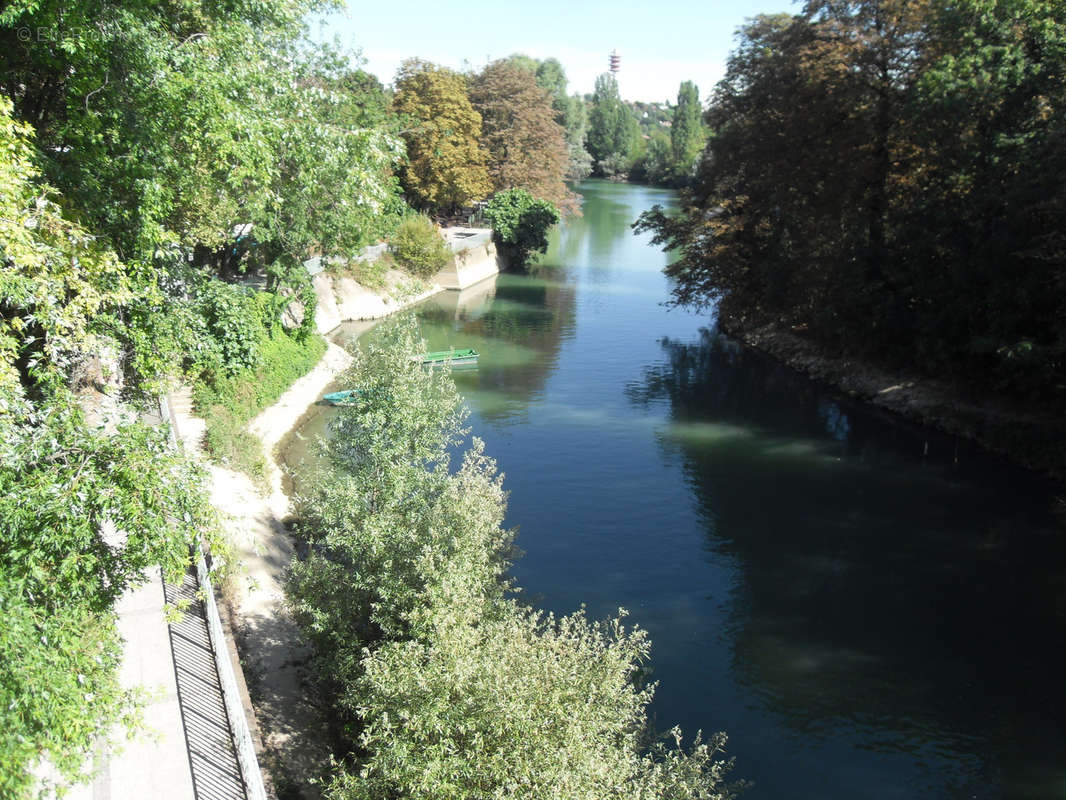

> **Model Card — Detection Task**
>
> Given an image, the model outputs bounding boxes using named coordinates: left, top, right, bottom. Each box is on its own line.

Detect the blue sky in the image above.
left=312, top=0, right=799, bottom=103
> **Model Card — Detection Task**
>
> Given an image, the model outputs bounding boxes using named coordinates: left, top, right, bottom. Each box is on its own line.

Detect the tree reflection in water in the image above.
left=629, top=324, right=1066, bottom=796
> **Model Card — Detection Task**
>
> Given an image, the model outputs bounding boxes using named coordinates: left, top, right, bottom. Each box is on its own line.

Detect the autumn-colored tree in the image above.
left=392, top=59, right=492, bottom=214
left=469, top=60, right=574, bottom=214
left=499, top=55, right=592, bottom=180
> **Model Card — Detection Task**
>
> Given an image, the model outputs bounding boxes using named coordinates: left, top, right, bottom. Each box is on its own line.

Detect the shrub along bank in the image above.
left=286, top=317, right=738, bottom=800
left=187, top=283, right=325, bottom=484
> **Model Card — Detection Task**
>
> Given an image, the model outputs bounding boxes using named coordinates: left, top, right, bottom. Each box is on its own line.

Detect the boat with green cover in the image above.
left=322, top=389, right=370, bottom=406
left=421, top=348, right=478, bottom=367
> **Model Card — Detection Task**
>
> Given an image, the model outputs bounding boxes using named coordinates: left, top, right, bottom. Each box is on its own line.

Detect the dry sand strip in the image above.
left=170, top=340, right=353, bottom=799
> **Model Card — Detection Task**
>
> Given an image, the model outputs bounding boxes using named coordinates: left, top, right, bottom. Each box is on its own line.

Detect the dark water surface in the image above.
left=285, top=181, right=1066, bottom=799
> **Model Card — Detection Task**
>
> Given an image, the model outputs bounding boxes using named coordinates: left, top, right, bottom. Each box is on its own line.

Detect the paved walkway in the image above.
left=169, top=343, right=353, bottom=798
left=65, top=566, right=246, bottom=800
left=164, top=568, right=247, bottom=800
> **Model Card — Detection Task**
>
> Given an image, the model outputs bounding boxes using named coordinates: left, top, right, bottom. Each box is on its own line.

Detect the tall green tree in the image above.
left=587, top=73, right=640, bottom=177
left=670, top=81, right=707, bottom=182
left=392, top=59, right=493, bottom=214
left=638, top=0, right=1066, bottom=401
left=0, top=0, right=405, bottom=354
left=0, top=96, right=222, bottom=798
left=287, top=318, right=739, bottom=800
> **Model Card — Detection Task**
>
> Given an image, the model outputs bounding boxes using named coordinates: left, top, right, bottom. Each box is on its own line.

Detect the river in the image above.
left=283, top=180, right=1066, bottom=799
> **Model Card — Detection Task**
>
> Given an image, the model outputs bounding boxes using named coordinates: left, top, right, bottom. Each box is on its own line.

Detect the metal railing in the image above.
left=159, top=394, right=268, bottom=800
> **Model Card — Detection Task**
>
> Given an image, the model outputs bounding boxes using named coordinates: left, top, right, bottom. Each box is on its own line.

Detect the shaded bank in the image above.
left=719, top=312, right=1066, bottom=484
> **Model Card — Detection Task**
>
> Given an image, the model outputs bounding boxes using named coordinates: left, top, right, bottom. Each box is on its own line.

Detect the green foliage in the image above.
left=340, top=603, right=735, bottom=800
left=0, top=98, right=132, bottom=391
left=0, top=96, right=230, bottom=794
left=327, top=254, right=393, bottom=291
left=286, top=318, right=736, bottom=799
left=390, top=216, right=452, bottom=279
left=638, top=0, right=1066, bottom=401
left=635, top=129, right=674, bottom=185
left=483, top=189, right=561, bottom=270
left=670, top=81, right=707, bottom=183
left=587, top=73, right=642, bottom=178
left=196, top=282, right=263, bottom=377
left=522, top=56, right=594, bottom=181
left=392, top=60, right=493, bottom=213
left=469, top=60, right=574, bottom=213
left=0, top=2, right=408, bottom=793
left=193, top=312, right=326, bottom=484
left=0, top=393, right=219, bottom=796
left=0, top=2, right=404, bottom=318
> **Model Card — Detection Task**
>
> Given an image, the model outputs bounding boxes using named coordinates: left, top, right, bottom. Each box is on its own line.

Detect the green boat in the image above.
left=421, top=348, right=479, bottom=368
left=322, top=389, right=370, bottom=406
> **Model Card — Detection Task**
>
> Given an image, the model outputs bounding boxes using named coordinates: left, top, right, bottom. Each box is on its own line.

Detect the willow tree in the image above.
left=392, top=59, right=492, bottom=214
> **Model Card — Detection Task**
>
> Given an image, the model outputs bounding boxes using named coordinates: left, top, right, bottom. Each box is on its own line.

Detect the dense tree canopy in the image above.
left=587, top=73, right=641, bottom=178
left=287, top=318, right=738, bottom=800
left=483, top=188, right=562, bottom=269
left=637, top=0, right=1066, bottom=402
left=0, top=95, right=222, bottom=797
left=670, top=81, right=707, bottom=182
left=392, top=59, right=492, bottom=214
left=469, top=60, right=572, bottom=213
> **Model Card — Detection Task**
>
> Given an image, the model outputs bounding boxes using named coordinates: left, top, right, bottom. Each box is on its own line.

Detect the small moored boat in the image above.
left=322, top=389, right=369, bottom=406
left=421, top=348, right=479, bottom=368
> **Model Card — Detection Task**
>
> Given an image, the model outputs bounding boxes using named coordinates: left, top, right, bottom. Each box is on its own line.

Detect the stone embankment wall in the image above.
left=435, top=228, right=500, bottom=290
left=311, top=270, right=441, bottom=334
left=293, top=228, right=502, bottom=333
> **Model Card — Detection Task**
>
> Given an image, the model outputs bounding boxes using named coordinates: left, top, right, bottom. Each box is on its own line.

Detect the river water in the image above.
left=284, top=180, right=1066, bottom=799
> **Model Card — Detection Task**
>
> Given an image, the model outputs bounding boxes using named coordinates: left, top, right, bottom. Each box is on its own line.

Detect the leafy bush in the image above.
left=287, top=317, right=736, bottom=799
left=0, top=99, right=226, bottom=795
left=196, top=280, right=263, bottom=376
left=390, top=216, right=451, bottom=279
left=483, top=188, right=561, bottom=269
left=326, top=254, right=392, bottom=291
left=192, top=295, right=326, bottom=485
left=0, top=395, right=220, bottom=797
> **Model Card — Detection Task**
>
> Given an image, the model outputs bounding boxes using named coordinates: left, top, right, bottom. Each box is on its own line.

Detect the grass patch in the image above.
left=327, top=254, right=394, bottom=291
left=193, top=328, right=327, bottom=486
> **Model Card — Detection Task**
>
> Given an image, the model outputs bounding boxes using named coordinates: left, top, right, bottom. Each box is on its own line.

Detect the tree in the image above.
left=669, top=81, right=707, bottom=182
left=0, top=96, right=221, bottom=797
left=0, top=0, right=405, bottom=356
left=637, top=128, right=674, bottom=185
left=392, top=59, right=492, bottom=214
left=483, top=188, right=562, bottom=269
left=587, top=73, right=641, bottom=177
left=637, top=0, right=1066, bottom=402
left=469, top=60, right=573, bottom=213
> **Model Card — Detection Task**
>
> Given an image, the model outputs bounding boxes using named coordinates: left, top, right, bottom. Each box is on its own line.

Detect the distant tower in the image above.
left=609, top=49, right=621, bottom=74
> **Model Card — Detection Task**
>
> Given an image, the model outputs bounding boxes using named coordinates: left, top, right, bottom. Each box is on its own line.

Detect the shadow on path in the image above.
left=165, top=568, right=248, bottom=800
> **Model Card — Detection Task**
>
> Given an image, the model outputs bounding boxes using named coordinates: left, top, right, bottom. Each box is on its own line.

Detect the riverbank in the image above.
left=173, top=278, right=447, bottom=796
left=718, top=312, right=1066, bottom=484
